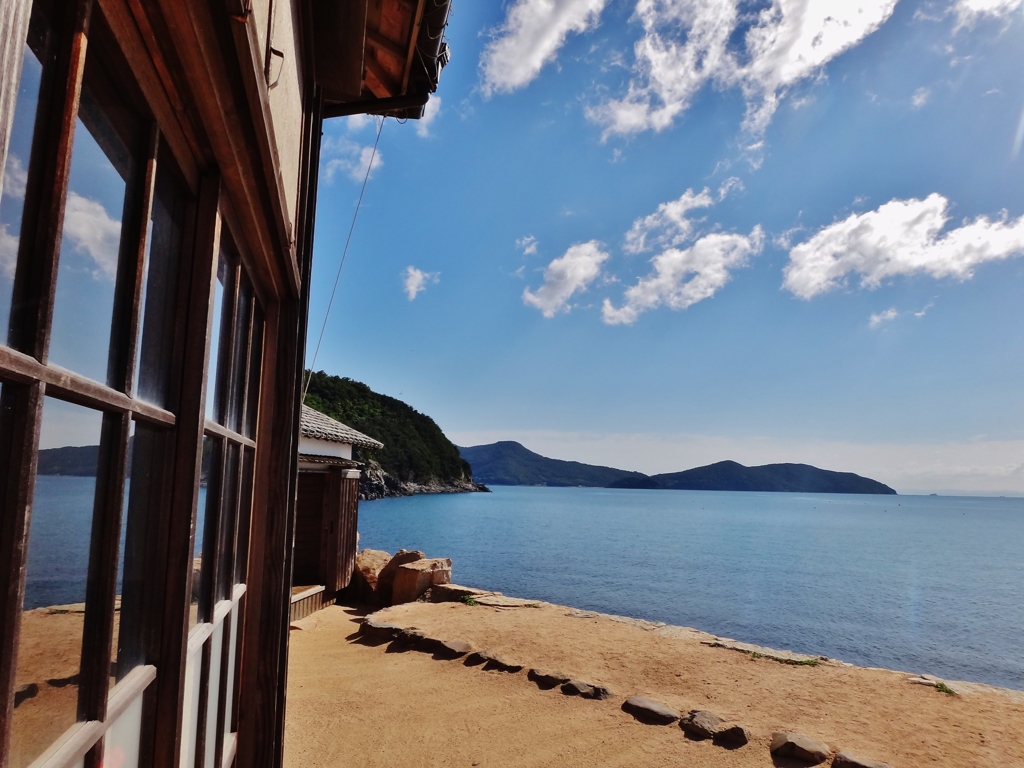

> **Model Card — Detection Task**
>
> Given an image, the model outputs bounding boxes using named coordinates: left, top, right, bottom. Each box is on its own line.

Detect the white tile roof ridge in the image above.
left=300, top=404, right=384, bottom=450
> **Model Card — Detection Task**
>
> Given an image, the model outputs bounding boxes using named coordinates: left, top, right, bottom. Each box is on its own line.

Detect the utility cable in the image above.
left=302, top=114, right=384, bottom=404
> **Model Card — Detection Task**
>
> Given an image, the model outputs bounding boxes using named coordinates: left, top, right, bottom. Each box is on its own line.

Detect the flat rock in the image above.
left=833, top=752, right=893, bottom=768
left=561, top=680, right=594, bottom=698
left=392, top=558, right=453, bottom=605
left=376, top=550, right=425, bottom=606
left=587, top=684, right=613, bottom=700
left=464, top=649, right=493, bottom=666
left=474, top=596, right=542, bottom=608
left=352, top=549, right=391, bottom=605
left=621, top=696, right=680, bottom=725
left=430, top=584, right=500, bottom=602
left=435, top=639, right=474, bottom=659
left=396, top=627, right=428, bottom=647
left=680, top=709, right=723, bottom=739
left=712, top=723, right=751, bottom=748
left=360, top=615, right=402, bottom=641
left=528, top=668, right=571, bottom=689
left=770, top=732, right=831, bottom=765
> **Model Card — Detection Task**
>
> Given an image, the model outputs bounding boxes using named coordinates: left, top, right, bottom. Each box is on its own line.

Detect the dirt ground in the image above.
left=284, top=601, right=1024, bottom=768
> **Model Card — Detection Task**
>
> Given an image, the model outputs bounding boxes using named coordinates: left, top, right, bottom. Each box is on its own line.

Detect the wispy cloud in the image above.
left=402, top=266, right=440, bottom=301
left=623, top=177, right=741, bottom=256
left=587, top=0, right=897, bottom=140
left=63, top=191, right=122, bottom=280
left=479, top=0, right=608, bottom=97
left=603, top=227, right=764, bottom=325
left=869, top=308, right=899, bottom=328
left=0, top=225, right=18, bottom=279
left=522, top=240, right=609, bottom=317
left=911, top=87, right=931, bottom=109
left=2, top=154, right=27, bottom=200
left=321, top=134, right=383, bottom=183
left=783, top=194, right=1024, bottom=299
left=516, top=235, right=539, bottom=255
left=416, top=97, right=442, bottom=138
left=952, top=0, right=1023, bottom=30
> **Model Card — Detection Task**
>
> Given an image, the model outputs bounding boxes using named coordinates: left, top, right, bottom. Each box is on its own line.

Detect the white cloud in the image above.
left=783, top=193, right=1024, bottom=299
left=953, top=0, right=1023, bottom=29
left=522, top=240, right=609, bottom=317
left=322, top=135, right=383, bottom=183
left=602, top=227, right=764, bottom=325
left=623, top=187, right=715, bottom=254
left=63, top=191, right=121, bottom=280
left=0, top=225, right=18, bottom=279
left=911, top=87, right=931, bottom=109
left=480, top=0, right=608, bottom=97
left=868, top=307, right=899, bottom=328
left=588, top=0, right=897, bottom=139
left=402, top=266, right=439, bottom=301
left=516, top=235, right=539, bottom=255
left=2, top=154, right=28, bottom=200
left=416, top=97, right=442, bottom=138
left=346, top=114, right=374, bottom=132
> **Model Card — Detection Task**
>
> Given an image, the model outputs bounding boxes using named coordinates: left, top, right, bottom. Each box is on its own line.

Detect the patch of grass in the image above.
left=935, top=682, right=957, bottom=696
left=460, top=595, right=478, bottom=606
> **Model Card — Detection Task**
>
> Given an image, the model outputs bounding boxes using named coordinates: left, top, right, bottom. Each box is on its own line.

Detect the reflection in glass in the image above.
left=216, top=444, right=240, bottom=601
left=12, top=398, right=103, bottom=768
left=205, top=256, right=229, bottom=423
left=234, top=448, right=255, bottom=585
left=114, top=421, right=170, bottom=683
left=0, top=15, right=52, bottom=343
left=192, top=437, right=220, bottom=627
left=134, top=153, right=185, bottom=407
left=49, top=45, right=142, bottom=385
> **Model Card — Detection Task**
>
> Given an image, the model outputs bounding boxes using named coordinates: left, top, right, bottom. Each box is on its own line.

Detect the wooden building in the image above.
left=291, top=405, right=382, bottom=621
left=0, top=2, right=450, bottom=768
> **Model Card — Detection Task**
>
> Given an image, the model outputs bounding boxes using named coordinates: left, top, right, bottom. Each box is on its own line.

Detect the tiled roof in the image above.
left=299, top=404, right=384, bottom=450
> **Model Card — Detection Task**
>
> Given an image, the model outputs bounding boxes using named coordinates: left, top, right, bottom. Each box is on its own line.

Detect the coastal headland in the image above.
left=284, top=594, right=1024, bottom=767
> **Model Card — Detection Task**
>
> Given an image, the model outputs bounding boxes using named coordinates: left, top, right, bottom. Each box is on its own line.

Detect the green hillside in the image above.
left=457, top=441, right=649, bottom=487
left=303, top=370, right=472, bottom=486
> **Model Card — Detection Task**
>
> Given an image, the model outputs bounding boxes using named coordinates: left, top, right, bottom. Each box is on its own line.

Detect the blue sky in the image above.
left=306, top=0, right=1024, bottom=494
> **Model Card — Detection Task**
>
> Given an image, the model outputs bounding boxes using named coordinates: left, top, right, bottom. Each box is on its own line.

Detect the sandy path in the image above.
left=284, top=601, right=1024, bottom=767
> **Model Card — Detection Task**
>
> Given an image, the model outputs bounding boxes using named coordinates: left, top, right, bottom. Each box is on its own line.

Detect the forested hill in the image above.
left=303, top=370, right=473, bottom=488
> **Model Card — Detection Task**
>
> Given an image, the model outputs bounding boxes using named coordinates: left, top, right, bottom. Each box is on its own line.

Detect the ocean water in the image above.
left=359, top=486, right=1024, bottom=692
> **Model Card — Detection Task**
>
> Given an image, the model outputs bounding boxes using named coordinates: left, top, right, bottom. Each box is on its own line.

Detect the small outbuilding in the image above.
left=292, top=405, right=383, bottom=619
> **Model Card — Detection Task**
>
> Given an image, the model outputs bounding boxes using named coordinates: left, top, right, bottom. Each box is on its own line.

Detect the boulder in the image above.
left=392, top=558, right=452, bottom=605
left=482, top=653, right=523, bottom=673
left=680, top=710, right=723, bottom=739
left=621, top=696, right=681, bottom=725
left=375, top=550, right=425, bottom=605
left=351, top=549, right=392, bottom=605
left=561, top=680, right=594, bottom=698
left=713, top=723, right=751, bottom=748
left=587, top=685, right=614, bottom=701
left=528, top=669, right=571, bottom=689
left=833, top=752, right=893, bottom=768
left=770, top=733, right=830, bottom=765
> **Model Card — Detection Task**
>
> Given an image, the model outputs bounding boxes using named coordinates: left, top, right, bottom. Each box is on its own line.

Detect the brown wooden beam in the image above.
left=363, top=54, right=396, bottom=99
left=322, top=92, right=427, bottom=119
left=365, top=28, right=405, bottom=60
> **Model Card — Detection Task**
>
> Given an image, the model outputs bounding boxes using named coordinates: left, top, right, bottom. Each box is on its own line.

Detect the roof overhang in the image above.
left=312, top=0, right=452, bottom=120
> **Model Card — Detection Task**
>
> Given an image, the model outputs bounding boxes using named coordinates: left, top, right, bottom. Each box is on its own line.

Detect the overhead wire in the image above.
left=302, top=114, right=385, bottom=403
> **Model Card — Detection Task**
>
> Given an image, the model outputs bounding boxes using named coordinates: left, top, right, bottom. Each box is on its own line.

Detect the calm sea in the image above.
left=359, top=486, right=1024, bottom=691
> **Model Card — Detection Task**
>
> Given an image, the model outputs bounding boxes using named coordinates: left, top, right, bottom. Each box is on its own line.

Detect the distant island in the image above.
left=458, top=441, right=896, bottom=495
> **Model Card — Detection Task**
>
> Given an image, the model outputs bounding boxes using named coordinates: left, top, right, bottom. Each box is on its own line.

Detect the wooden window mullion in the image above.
left=0, top=380, right=45, bottom=767
left=0, top=0, right=34, bottom=181
left=119, top=125, right=160, bottom=397
left=79, top=411, right=131, bottom=768
left=9, top=0, right=93, bottom=361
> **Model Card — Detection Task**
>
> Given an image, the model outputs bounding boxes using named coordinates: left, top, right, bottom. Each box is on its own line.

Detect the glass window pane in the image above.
left=12, top=398, right=103, bottom=768
left=205, top=257, right=229, bottom=423
left=233, top=448, right=255, bottom=585
left=243, top=308, right=263, bottom=439
left=134, top=151, right=186, bottom=407
left=114, top=421, right=171, bottom=682
left=192, top=437, right=220, bottom=627
left=49, top=41, right=144, bottom=385
left=0, top=13, right=53, bottom=343
left=216, top=445, right=240, bottom=601
left=226, top=278, right=251, bottom=433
